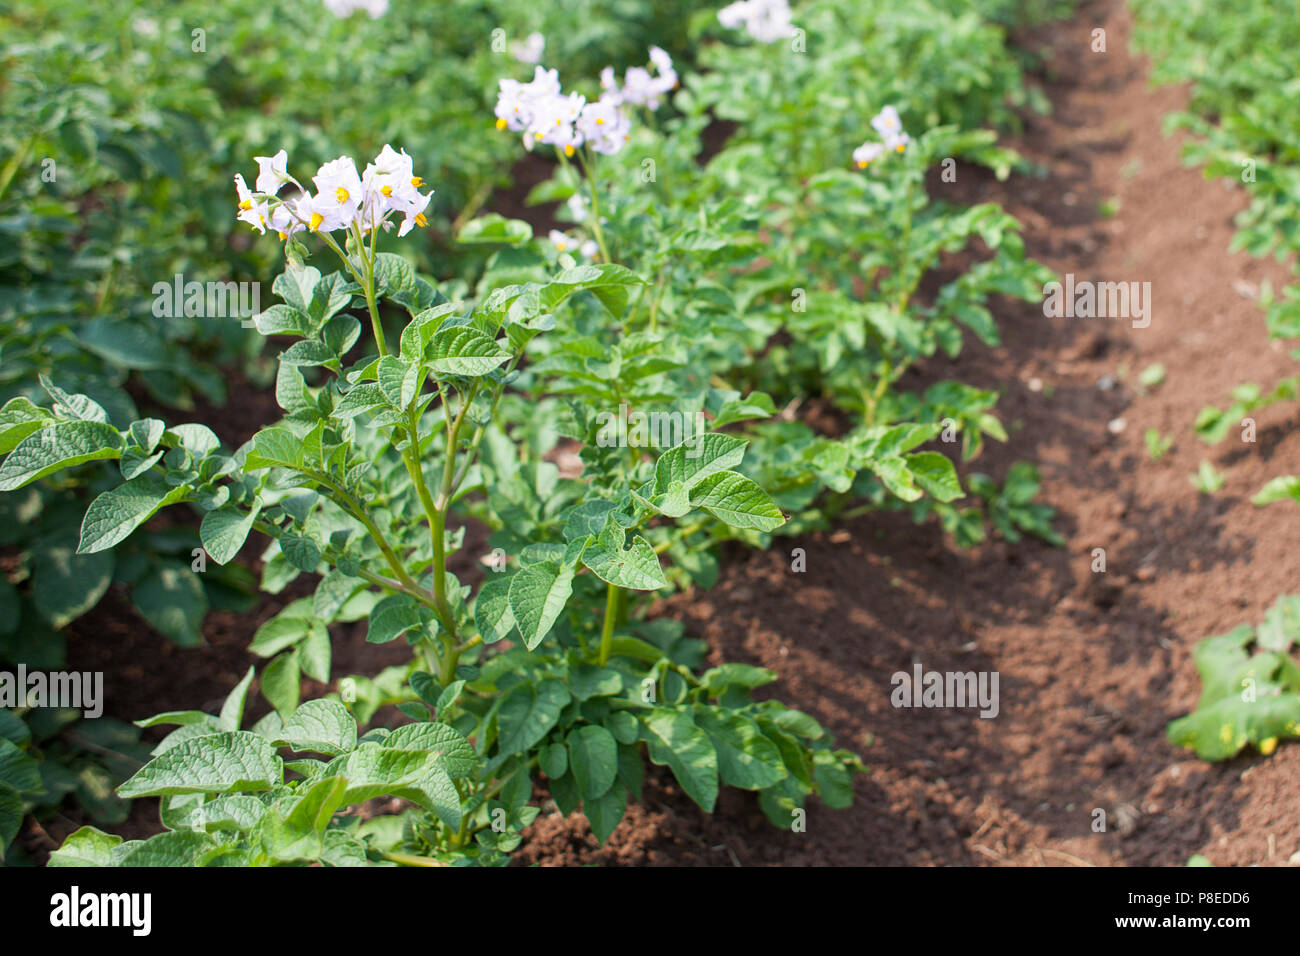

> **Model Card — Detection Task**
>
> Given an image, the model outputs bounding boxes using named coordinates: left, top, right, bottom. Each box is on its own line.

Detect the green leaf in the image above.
left=243, top=427, right=303, bottom=471
left=117, top=829, right=219, bottom=867
left=218, top=667, right=256, bottom=732
left=0, top=738, right=41, bottom=792
left=426, top=326, right=510, bottom=377
left=904, top=452, right=964, bottom=503
left=639, top=709, right=718, bottom=811
left=693, top=706, right=788, bottom=790
left=498, top=680, right=571, bottom=755
left=383, top=722, right=477, bottom=777
left=580, top=522, right=668, bottom=590
left=200, top=505, right=259, bottom=565
left=653, top=433, right=747, bottom=495
left=473, top=575, right=515, bottom=644
left=279, top=533, right=321, bottom=572
left=458, top=213, right=533, bottom=245
left=366, top=594, right=422, bottom=645
left=48, top=826, right=123, bottom=867
left=30, top=545, right=113, bottom=629
left=566, top=725, right=618, bottom=800
left=377, top=355, right=423, bottom=408
left=273, top=700, right=357, bottom=756
left=1167, top=688, right=1300, bottom=761
left=78, top=474, right=191, bottom=553
left=1254, top=476, right=1300, bottom=507
left=0, top=396, right=54, bottom=454
left=687, top=471, right=785, bottom=531
left=262, top=650, right=301, bottom=717
left=0, top=420, right=123, bottom=490
left=508, top=561, right=575, bottom=649
left=1259, top=596, right=1300, bottom=652
left=258, top=776, right=349, bottom=862
left=132, top=561, right=208, bottom=647
left=117, top=731, right=282, bottom=798
left=40, top=376, right=110, bottom=423
left=539, top=742, right=568, bottom=778
left=583, top=783, right=627, bottom=844
left=274, top=265, right=321, bottom=314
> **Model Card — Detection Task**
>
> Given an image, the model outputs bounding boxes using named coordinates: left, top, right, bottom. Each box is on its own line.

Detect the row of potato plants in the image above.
left=4, top=0, right=1063, bottom=865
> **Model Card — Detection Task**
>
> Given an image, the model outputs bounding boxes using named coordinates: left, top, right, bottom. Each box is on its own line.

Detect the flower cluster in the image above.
left=600, top=46, right=677, bottom=110
left=853, top=106, right=910, bottom=168
left=322, top=0, right=388, bottom=18
left=233, top=146, right=432, bottom=239
left=717, top=0, right=797, bottom=43
left=493, top=48, right=676, bottom=157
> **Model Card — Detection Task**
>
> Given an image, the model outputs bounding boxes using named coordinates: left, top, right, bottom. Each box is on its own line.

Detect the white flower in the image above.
left=599, top=67, right=621, bottom=101
left=254, top=149, right=291, bottom=195
left=855, top=105, right=910, bottom=168
left=495, top=66, right=562, bottom=132
left=852, top=142, right=885, bottom=168
left=566, top=193, right=588, bottom=222
left=512, top=32, right=545, bottom=64
left=576, top=96, right=631, bottom=155
left=608, top=47, right=677, bottom=110
left=528, top=91, right=586, bottom=154
left=234, top=174, right=269, bottom=234
left=397, top=190, right=432, bottom=238
left=870, top=106, right=903, bottom=140
left=132, top=18, right=159, bottom=37
left=548, top=230, right=598, bottom=258
left=309, top=156, right=363, bottom=232
left=360, top=144, right=432, bottom=235
left=718, top=0, right=795, bottom=43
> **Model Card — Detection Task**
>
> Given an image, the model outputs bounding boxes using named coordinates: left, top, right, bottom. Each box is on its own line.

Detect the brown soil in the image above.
left=20, top=0, right=1300, bottom=867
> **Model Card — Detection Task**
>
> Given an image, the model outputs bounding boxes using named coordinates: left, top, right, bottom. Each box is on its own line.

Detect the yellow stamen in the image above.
left=335, top=187, right=349, bottom=203
left=414, top=212, right=428, bottom=228
left=535, top=133, right=543, bottom=140
left=309, top=212, right=324, bottom=232
left=596, top=117, right=605, bottom=125
left=496, top=117, right=507, bottom=130
left=239, top=199, right=252, bottom=210
left=857, top=160, right=869, bottom=168
left=410, top=177, right=423, bottom=188
left=278, top=231, right=288, bottom=240
left=896, top=144, right=905, bottom=153
left=381, top=185, right=393, bottom=197
left=564, top=144, right=574, bottom=156
left=556, top=242, right=566, bottom=251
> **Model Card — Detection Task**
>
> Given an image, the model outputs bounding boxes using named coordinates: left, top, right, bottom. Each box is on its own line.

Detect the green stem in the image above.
left=597, top=582, right=619, bottom=667
left=575, top=148, right=611, bottom=264
left=380, top=850, right=446, bottom=868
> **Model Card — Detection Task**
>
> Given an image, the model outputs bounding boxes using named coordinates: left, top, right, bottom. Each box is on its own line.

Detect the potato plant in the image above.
left=0, top=144, right=861, bottom=865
